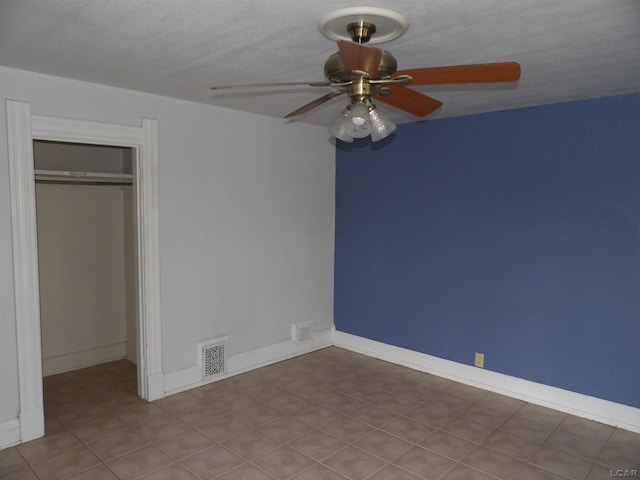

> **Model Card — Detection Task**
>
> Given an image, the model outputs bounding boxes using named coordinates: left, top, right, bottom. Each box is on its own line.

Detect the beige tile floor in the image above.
left=1, top=347, right=639, bottom=479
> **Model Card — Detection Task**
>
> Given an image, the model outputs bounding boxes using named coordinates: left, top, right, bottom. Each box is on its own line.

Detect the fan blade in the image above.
left=337, top=40, right=383, bottom=77
left=374, top=86, right=443, bottom=117
left=394, top=62, right=521, bottom=85
left=211, top=81, right=331, bottom=90
left=284, top=90, right=346, bottom=119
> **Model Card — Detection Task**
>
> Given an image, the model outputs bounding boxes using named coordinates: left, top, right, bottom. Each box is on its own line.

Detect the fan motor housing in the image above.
left=324, top=50, right=398, bottom=82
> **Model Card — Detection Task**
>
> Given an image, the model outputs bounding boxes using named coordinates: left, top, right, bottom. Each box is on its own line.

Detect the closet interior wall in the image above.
left=34, top=141, right=136, bottom=376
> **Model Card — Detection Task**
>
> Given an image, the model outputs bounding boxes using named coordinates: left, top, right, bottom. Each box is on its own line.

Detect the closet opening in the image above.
left=33, top=140, right=139, bottom=400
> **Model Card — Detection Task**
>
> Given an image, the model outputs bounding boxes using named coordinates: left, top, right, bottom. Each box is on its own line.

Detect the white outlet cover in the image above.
left=292, top=320, right=315, bottom=342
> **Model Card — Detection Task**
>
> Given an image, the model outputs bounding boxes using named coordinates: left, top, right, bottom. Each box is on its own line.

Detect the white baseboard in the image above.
left=19, top=407, right=44, bottom=443
left=146, top=373, right=165, bottom=402
left=333, top=331, right=640, bottom=434
left=0, top=418, right=21, bottom=450
left=163, top=327, right=334, bottom=396
left=0, top=409, right=41, bottom=450
left=43, top=342, right=127, bottom=376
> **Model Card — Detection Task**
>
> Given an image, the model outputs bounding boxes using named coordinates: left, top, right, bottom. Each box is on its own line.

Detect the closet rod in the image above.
left=34, top=169, right=133, bottom=185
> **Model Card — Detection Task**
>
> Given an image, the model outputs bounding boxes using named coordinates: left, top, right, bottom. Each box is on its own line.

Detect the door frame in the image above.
left=6, top=100, right=164, bottom=443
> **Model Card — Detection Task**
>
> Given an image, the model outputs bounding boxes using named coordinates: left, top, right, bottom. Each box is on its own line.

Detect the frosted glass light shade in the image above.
left=330, top=102, right=373, bottom=141
left=368, top=105, right=396, bottom=141
left=329, top=108, right=354, bottom=143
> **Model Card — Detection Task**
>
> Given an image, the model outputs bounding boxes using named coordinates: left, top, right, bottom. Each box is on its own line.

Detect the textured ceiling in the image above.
left=1, top=0, right=639, bottom=127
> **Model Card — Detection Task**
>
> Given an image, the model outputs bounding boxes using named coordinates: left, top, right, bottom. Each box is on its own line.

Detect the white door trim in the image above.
left=6, top=100, right=164, bottom=443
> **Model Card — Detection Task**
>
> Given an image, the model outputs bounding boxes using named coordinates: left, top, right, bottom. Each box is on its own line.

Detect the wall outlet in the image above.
left=475, top=352, right=485, bottom=368
left=291, top=320, right=314, bottom=343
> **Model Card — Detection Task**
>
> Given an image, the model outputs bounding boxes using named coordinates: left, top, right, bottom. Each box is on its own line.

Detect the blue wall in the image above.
left=334, top=93, right=640, bottom=408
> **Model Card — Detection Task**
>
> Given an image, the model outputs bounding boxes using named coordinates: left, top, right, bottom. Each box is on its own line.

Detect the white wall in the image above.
left=0, top=65, right=335, bottom=428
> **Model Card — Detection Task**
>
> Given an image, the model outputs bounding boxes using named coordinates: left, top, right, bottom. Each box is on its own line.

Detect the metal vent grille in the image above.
left=198, top=336, right=228, bottom=380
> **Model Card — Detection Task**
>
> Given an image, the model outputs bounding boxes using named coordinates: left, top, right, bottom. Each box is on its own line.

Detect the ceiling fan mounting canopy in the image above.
left=347, top=21, right=376, bottom=44
left=323, top=9, right=401, bottom=82
left=317, top=7, right=410, bottom=45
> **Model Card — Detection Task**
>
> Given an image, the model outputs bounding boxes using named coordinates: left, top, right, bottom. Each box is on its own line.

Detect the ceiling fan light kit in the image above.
left=210, top=7, right=521, bottom=144
left=330, top=98, right=397, bottom=143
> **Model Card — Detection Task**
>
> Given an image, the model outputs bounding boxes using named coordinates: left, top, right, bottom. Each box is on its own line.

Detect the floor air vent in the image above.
left=198, top=336, right=229, bottom=380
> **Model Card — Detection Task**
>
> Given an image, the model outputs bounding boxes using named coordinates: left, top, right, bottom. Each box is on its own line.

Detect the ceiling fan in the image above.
left=210, top=7, right=521, bottom=143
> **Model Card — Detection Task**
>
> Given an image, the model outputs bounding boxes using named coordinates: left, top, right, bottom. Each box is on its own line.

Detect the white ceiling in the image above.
left=1, top=0, right=639, bottom=127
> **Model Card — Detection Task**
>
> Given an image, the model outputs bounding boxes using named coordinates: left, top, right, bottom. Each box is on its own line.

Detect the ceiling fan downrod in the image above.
left=347, top=21, right=376, bottom=44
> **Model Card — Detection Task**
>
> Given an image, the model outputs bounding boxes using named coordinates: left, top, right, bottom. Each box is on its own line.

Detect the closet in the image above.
left=34, top=141, right=136, bottom=376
